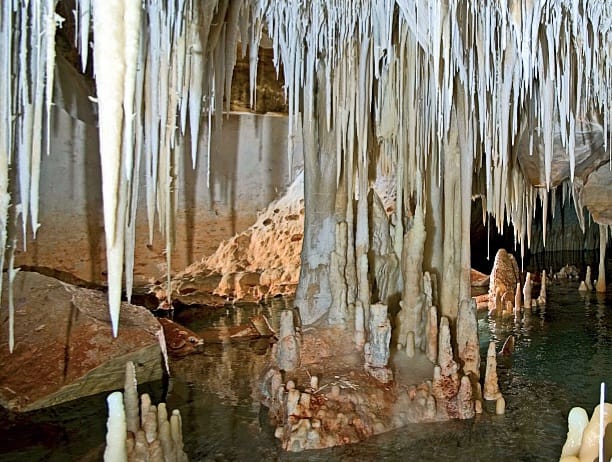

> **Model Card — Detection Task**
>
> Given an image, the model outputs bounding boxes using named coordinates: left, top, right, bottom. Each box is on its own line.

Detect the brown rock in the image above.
left=488, top=249, right=520, bottom=314
left=158, top=318, right=204, bottom=357
left=0, top=271, right=164, bottom=412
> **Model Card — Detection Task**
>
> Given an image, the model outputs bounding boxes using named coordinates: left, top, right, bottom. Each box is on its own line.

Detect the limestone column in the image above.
left=439, top=105, right=462, bottom=321
left=294, top=66, right=338, bottom=325
left=395, top=205, right=426, bottom=350
left=364, top=304, right=393, bottom=383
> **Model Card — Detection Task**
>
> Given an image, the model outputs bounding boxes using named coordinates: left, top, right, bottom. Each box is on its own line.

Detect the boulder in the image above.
left=581, top=162, right=612, bottom=225
left=0, top=271, right=164, bottom=412
left=488, top=249, right=520, bottom=315
left=158, top=318, right=204, bottom=357
left=517, top=120, right=608, bottom=188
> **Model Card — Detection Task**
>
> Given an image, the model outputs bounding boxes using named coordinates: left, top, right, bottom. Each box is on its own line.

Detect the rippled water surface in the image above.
left=0, top=282, right=610, bottom=461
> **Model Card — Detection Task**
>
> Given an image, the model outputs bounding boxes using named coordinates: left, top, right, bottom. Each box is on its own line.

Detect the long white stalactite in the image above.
left=1, top=0, right=611, bottom=338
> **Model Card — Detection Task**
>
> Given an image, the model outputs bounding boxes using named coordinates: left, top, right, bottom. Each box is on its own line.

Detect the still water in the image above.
left=0, top=281, right=610, bottom=462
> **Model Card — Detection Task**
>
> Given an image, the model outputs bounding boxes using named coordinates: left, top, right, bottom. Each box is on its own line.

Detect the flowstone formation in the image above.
left=260, top=307, right=482, bottom=451
left=260, top=283, right=483, bottom=452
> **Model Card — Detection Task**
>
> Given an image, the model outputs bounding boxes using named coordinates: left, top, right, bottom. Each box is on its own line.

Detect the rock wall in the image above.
left=13, top=56, right=303, bottom=290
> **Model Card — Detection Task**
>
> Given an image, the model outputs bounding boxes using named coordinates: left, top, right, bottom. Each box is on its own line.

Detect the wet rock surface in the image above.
left=0, top=271, right=164, bottom=412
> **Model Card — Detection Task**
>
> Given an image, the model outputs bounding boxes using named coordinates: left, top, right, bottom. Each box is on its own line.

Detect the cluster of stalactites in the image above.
left=264, top=0, right=612, bottom=256
left=0, top=0, right=260, bottom=337
left=0, top=0, right=61, bottom=351
left=92, top=0, right=270, bottom=335
left=2, top=0, right=612, bottom=338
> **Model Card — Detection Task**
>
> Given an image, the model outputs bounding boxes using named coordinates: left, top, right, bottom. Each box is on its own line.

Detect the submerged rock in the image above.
left=158, top=318, right=204, bottom=357
left=0, top=271, right=164, bottom=412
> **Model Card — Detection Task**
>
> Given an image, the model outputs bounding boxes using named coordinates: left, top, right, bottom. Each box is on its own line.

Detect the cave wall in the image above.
left=13, top=61, right=303, bottom=289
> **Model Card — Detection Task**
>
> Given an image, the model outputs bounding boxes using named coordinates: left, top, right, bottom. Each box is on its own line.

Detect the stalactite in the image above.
left=2, top=0, right=612, bottom=342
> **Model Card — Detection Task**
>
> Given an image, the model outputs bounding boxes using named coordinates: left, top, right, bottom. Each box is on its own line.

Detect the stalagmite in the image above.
left=457, top=298, right=479, bottom=378
left=586, top=266, right=593, bottom=291
left=104, top=392, right=128, bottom=462
left=596, top=225, right=608, bottom=293
left=523, top=272, right=533, bottom=309
left=104, top=365, right=188, bottom=461
left=537, top=270, right=547, bottom=306
left=276, top=310, right=300, bottom=371
left=437, top=317, right=457, bottom=377
left=426, top=305, right=438, bottom=363
left=514, top=282, right=522, bottom=314
left=124, top=362, right=140, bottom=435
left=577, top=402, right=612, bottom=462
left=328, top=221, right=349, bottom=326
left=483, top=341, right=501, bottom=401
left=364, top=303, right=393, bottom=383
left=560, top=407, right=589, bottom=459
left=495, top=396, right=506, bottom=415
left=396, top=206, right=426, bottom=349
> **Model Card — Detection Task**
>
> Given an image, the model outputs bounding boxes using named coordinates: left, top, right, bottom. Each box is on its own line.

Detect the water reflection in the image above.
left=0, top=283, right=609, bottom=461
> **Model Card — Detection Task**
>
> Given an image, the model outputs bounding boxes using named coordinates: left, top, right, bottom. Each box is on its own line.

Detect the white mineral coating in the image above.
left=483, top=341, right=501, bottom=401
left=578, top=281, right=588, bottom=292
left=364, top=303, right=392, bottom=368
left=457, top=298, right=480, bottom=378
left=104, top=391, right=127, bottom=462
left=437, top=316, right=457, bottom=376
left=279, top=310, right=296, bottom=339
left=560, top=407, right=589, bottom=458
left=578, top=402, right=612, bottom=462
left=92, top=0, right=133, bottom=337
